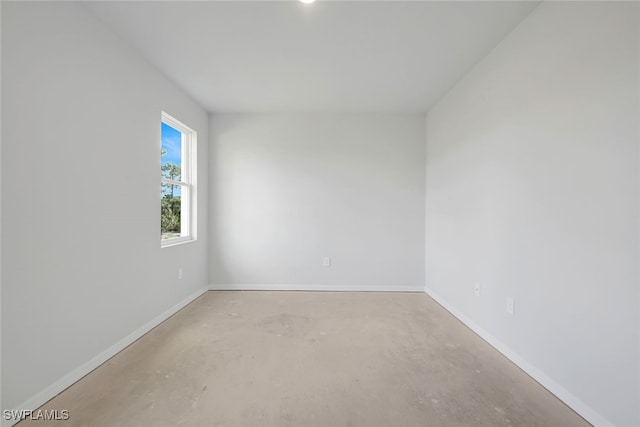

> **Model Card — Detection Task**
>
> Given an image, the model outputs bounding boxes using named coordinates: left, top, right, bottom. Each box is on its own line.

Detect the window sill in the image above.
left=161, top=237, right=196, bottom=248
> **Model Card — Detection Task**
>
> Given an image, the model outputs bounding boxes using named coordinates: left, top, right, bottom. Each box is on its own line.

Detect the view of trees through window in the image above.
left=161, top=122, right=183, bottom=240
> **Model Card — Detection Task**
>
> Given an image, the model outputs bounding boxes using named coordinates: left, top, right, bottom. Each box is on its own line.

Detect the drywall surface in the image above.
left=210, top=114, right=425, bottom=290
left=1, top=2, right=208, bottom=411
left=0, top=1, right=3, bottom=416
left=425, top=2, right=639, bottom=426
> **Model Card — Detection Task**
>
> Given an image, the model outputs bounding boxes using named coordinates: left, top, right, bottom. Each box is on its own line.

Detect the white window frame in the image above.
left=161, top=112, right=197, bottom=247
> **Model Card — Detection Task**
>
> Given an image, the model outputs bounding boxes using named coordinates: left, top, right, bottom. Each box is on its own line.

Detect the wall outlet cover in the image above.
left=506, top=296, right=514, bottom=316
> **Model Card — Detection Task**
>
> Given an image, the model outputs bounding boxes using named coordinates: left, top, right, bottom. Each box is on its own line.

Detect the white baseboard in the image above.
left=424, top=287, right=613, bottom=427
left=209, top=283, right=424, bottom=292
left=2, top=287, right=209, bottom=427
left=5, top=286, right=611, bottom=427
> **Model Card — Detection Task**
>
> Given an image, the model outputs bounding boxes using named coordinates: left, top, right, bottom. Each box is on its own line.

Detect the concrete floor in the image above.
left=21, top=291, right=590, bottom=427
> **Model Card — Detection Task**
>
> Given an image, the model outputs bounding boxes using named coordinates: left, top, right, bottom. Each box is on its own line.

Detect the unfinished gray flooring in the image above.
left=21, top=291, right=589, bottom=427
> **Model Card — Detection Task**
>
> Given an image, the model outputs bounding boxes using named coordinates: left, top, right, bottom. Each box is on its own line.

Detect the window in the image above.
left=161, top=112, right=196, bottom=246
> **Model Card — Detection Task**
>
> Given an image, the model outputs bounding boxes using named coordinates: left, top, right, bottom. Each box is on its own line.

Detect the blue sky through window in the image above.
left=161, top=122, right=182, bottom=167
left=162, top=122, right=182, bottom=197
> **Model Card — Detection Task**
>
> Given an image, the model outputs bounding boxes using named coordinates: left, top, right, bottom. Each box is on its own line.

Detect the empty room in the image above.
left=1, top=1, right=638, bottom=426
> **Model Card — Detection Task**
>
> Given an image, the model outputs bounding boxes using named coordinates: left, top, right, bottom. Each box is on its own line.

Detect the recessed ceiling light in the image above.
left=300, top=0, right=316, bottom=4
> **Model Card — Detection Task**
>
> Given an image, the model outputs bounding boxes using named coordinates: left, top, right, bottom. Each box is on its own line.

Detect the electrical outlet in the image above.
left=474, top=283, right=481, bottom=297
left=506, top=296, right=514, bottom=316
left=323, top=257, right=331, bottom=267
left=178, top=267, right=183, bottom=280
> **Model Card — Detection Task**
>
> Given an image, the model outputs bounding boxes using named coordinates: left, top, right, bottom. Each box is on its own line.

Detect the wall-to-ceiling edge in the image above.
left=2, top=2, right=209, bottom=422
left=423, top=2, right=639, bottom=426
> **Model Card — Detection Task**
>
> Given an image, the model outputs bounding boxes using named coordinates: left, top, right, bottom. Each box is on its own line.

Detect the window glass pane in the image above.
left=161, top=112, right=194, bottom=246
left=162, top=181, right=182, bottom=198
left=161, top=122, right=182, bottom=182
left=161, top=184, right=182, bottom=240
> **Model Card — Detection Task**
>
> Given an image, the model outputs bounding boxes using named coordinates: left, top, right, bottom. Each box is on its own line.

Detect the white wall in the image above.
left=0, top=1, right=3, bottom=415
left=1, top=2, right=208, bottom=412
left=0, top=1, right=4, bottom=415
left=209, top=114, right=425, bottom=291
left=425, top=2, right=639, bottom=426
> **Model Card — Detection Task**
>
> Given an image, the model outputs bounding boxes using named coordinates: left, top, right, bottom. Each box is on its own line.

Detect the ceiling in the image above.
left=85, top=1, right=539, bottom=113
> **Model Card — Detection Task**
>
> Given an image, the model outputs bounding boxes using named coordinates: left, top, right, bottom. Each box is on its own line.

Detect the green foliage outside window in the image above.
left=161, top=148, right=182, bottom=239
